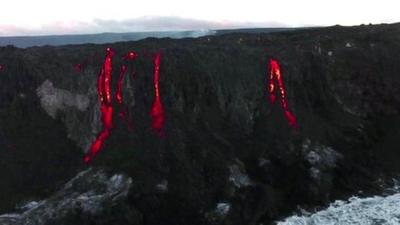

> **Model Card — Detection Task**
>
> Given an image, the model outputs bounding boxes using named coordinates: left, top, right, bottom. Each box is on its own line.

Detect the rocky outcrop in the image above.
left=36, top=79, right=102, bottom=152
left=0, top=169, right=133, bottom=225
left=37, top=80, right=90, bottom=118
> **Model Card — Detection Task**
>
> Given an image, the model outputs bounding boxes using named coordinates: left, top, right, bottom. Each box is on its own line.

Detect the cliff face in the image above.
left=0, top=23, right=400, bottom=224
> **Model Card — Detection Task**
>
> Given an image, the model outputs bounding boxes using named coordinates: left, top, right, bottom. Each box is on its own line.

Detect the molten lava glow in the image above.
left=84, top=48, right=115, bottom=163
left=74, top=63, right=83, bottom=72
left=103, top=48, right=115, bottom=105
left=117, top=51, right=138, bottom=104
left=74, top=61, right=88, bottom=73
left=268, top=59, right=298, bottom=128
left=125, top=51, right=139, bottom=79
left=116, top=51, right=138, bottom=131
left=124, top=51, right=139, bottom=60
left=151, top=53, right=166, bottom=136
left=116, top=65, right=128, bottom=104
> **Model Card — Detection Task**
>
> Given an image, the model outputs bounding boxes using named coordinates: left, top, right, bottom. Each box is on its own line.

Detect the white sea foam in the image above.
left=277, top=193, right=400, bottom=225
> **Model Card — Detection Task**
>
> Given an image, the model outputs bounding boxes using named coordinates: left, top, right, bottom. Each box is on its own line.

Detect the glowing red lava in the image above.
left=117, top=51, right=138, bottom=104
left=74, top=63, right=85, bottom=73
left=124, top=51, right=139, bottom=60
left=116, top=51, right=138, bottom=131
left=268, top=59, right=298, bottom=128
left=151, top=53, right=166, bottom=136
left=84, top=47, right=116, bottom=163
left=116, top=65, right=128, bottom=104
left=125, top=51, right=139, bottom=80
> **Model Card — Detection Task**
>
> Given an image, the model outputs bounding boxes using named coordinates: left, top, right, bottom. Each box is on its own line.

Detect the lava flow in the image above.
left=116, top=51, right=138, bottom=131
left=126, top=51, right=138, bottom=79
left=84, top=48, right=115, bottom=163
left=116, top=65, right=128, bottom=104
left=74, top=62, right=86, bottom=73
left=151, top=53, right=166, bottom=136
left=267, top=59, right=298, bottom=128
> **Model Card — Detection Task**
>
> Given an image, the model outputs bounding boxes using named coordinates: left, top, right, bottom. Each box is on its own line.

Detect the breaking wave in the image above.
left=278, top=187, right=400, bottom=225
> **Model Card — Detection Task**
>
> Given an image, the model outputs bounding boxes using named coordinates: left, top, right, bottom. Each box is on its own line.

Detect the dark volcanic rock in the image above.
left=0, top=169, right=135, bottom=225
left=0, top=23, right=400, bottom=225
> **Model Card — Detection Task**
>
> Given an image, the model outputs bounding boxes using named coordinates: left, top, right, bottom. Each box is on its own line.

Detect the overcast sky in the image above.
left=1, top=0, right=399, bottom=36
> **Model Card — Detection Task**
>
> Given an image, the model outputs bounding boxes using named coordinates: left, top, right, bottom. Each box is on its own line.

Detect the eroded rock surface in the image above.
left=0, top=169, right=133, bottom=225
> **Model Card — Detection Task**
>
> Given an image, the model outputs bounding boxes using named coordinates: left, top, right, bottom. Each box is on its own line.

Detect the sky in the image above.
left=1, top=0, right=400, bottom=36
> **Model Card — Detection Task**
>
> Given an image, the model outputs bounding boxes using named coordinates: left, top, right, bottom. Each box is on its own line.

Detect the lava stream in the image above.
left=268, top=59, right=298, bottom=128
left=74, top=63, right=86, bottom=73
left=84, top=48, right=115, bottom=163
left=116, top=65, right=128, bottom=104
left=151, top=53, right=166, bottom=136
left=116, top=51, right=138, bottom=131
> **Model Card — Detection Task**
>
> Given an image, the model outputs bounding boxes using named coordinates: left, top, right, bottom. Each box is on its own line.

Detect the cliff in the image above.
left=0, top=23, right=400, bottom=225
